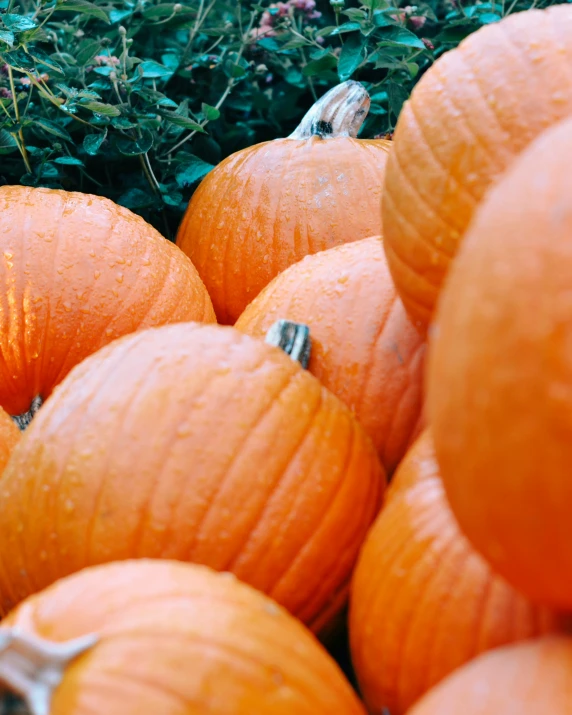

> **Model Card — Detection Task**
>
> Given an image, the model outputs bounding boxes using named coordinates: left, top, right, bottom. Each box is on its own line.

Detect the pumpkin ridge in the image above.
left=383, top=125, right=470, bottom=241
left=128, top=365, right=224, bottom=559
left=81, top=334, right=154, bottom=565
left=268, top=141, right=300, bottom=284
left=407, top=100, right=479, bottom=206
left=549, top=8, right=572, bottom=91
left=355, top=294, right=398, bottom=417
left=222, top=379, right=324, bottom=574
left=385, top=154, right=458, bottom=257
left=187, top=364, right=299, bottom=560
left=383, top=220, right=443, bottom=296
left=221, top=147, right=264, bottom=322
left=266, top=404, right=354, bottom=603
left=18, top=196, right=37, bottom=406
left=432, top=61, right=505, bottom=173
left=33, top=190, right=66, bottom=412
left=112, top=236, right=174, bottom=334
left=421, top=540, right=490, bottom=696
left=392, top=510, right=460, bottom=711
left=268, top=415, right=374, bottom=623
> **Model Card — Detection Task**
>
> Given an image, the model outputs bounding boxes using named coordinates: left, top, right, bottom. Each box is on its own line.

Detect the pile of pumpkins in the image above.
left=1, top=3, right=572, bottom=712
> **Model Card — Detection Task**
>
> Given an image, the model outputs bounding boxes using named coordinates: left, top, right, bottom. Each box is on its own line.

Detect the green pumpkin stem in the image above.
left=0, top=629, right=98, bottom=715
left=266, top=320, right=311, bottom=369
left=288, top=80, right=370, bottom=140
left=12, top=396, right=43, bottom=432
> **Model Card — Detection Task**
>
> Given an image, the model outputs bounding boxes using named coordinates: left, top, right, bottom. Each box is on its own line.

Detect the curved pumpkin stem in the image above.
left=0, top=628, right=97, bottom=715
left=266, top=320, right=311, bottom=369
left=12, top=396, right=43, bottom=432
left=288, top=80, right=370, bottom=140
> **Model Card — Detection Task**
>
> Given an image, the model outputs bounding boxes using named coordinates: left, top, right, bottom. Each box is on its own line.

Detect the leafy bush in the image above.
left=0, top=0, right=564, bottom=237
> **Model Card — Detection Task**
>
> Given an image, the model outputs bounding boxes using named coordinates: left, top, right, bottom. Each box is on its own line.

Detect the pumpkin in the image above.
left=236, top=237, right=426, bottom=474
left=382, top=4, right=572, bottom=331
left=408, top=636, right=572, bottom=715
left=0, top=186, right=215, bottom=423
left=349, top=431, right=566, bottom=715
left=176, top=81, right=392, bottom=324
left=428, top=114, right=572, bottom=610
left=0, top=407, right=19, bottom=473
left=0, top=560, right=366, bottom=714
left=0, top=322, right=384, bottom=632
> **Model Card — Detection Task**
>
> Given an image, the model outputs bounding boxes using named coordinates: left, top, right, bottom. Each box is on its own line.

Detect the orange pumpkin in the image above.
left=236, top=237, right=426, bottom=474
left=382, top=4, right=572, bottom=331
left=0, top=407, right=19, bottom=472
left=349, top=432, right=566, bottom=715
left=428, top=114, right=572, bottom=609
left=0, top=560, right=366, bottom=714
left=0, top=322, right=384, bottom=632
left=409, top=636, right=572, bottom=715
left=0, top=186, right=215, bottom=422
left=176, top=81, right=392, bottom=324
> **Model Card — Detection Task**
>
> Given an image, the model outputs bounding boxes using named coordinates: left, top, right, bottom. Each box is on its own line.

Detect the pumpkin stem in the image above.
left=0, top=628, right=97, bottom=715
left=265, top=320, right=311, bottom=369
left=12, top=396, right=43, bottom=432
left=288, top=80, right=370, bottom=140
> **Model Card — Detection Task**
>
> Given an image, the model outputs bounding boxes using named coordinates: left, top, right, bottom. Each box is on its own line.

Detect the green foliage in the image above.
left=0, top=0, right=565, bottom=236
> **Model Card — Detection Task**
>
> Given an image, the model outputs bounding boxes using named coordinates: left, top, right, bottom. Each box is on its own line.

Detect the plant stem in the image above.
left=140, top=152, right=161, bottom=195
left=7, top=67, right=32, bottom=173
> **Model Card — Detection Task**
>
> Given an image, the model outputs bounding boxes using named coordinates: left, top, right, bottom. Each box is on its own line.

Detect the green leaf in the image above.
left=2, top=14, right=37, bottom=32
left=479, top=13, right=501, bottom=23
left=364, top=0, right=389, bottom=7
left=0, top=30, right=15, bottom=46
left=54, top=156, right=84, bottom=166
left=378, top=26, right=427, bottom=50
left=109, top=7, right=132, bottom=23
left=329, top=21, right=362, bottom=35
left=257, top=37, right=281, bottom=51
left=33, top=118, right=72, bottom=142
left=387, top=82, right=409, bottom=118
left=83, top=132, right=106, bottom=155
left=117, top=187, right=156, bottom=209
left=75, top=39, right=101, bottom=66
left=29, top=48, right=64, bottom=74
left=138, top=60, right=173, bottom=79
left=0, top=129, right=17, bottom=155
left=201, top=103, right=220, bottom=121
left=158, top=110, right=204, bottom=131
left=81, top=101, right=121, bottom=116
left=162, top=191, right=183, bottom=208
left=143, top=3, right=178, bottom=19
left=302, top=54, right=337, bottom=77
left=338, top=32, right=367, bottom=81
left=3, top=49, right=35, bottom=71
left=56, top=0, right=110, bottom=23
left=175, top=157, right=214, bottom=188
left=116, top=128, right=153, bottom=156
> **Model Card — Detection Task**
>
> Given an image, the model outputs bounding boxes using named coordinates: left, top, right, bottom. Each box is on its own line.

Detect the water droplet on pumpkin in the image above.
left=4, top=252, right=13, bottom=260
left=94, top=270, right=101, bottom=280
left=63, top=302, right=72, bottom=312
left=116, top=273, right=124, bottom=284
left=64, top=499, right=74, bottom=513
left=39, top=550, right=47, bottom=562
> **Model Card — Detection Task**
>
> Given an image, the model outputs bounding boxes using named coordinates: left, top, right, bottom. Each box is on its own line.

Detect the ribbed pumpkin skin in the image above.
left=0, top=407, right=19, bottom=472
left=409, top=637, right=572, bottom=715
left=382, top=4, right=572, bottom=330
left=0, top=186, right=215, bottom=416
left=2, top=560, right=366, bottom=714
left=428, top=115, right=572, bottom=610
left=0, top=323, right=384, bottom=630
left=177, top=138, right=391, bottom=324
left=236, top=238, right=425, bottom=474
left=349, top=432, right=566, bottom=715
